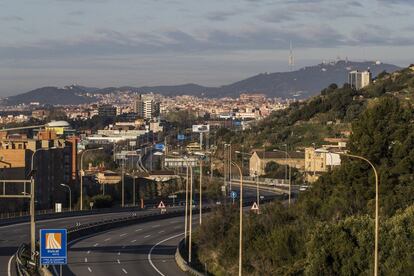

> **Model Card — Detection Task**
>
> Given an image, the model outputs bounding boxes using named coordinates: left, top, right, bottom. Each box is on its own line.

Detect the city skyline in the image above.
left=1, top=0, right=414, bottom=96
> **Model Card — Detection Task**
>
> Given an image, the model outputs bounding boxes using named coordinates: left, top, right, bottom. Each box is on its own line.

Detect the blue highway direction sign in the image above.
left=40, top=229, right=67, bottom=265
left=230, top=191, right=238, bottom=199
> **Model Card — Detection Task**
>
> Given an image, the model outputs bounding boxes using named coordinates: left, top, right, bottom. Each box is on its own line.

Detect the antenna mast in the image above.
left=289, top=41, right=294, bottom=71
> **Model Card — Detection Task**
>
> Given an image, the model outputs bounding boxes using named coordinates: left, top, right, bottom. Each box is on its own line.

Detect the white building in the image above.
left=348, top=70, right=372, bottom=90
left=134, top=95, right=160, bottom=119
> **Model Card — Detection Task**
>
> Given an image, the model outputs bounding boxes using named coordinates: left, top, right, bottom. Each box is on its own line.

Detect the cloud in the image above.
left=206, top=10, right=240, bottom=21
left=261, top=0, right=363, bottom=24
left=0, top=25, right=348, bottom=60
left=377, top=0, right=414, bottom=4
left=67, top=10, right=85, bottom=16
left=350, top=24, right=414, bottom=46
left=0, top=16, right=23, bottom=22
left=61, top=20, right=83, bottom=26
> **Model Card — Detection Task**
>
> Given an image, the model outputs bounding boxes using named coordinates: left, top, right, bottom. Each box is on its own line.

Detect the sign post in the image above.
left=158, top=201, right=166, bottom=214
left=251, top=202, right=260, bottom=214
left=230, top=191, right=237, bottom=205
left=168, top=194, right=177, bottom=206
left=40, top=229, right=67, bottom=266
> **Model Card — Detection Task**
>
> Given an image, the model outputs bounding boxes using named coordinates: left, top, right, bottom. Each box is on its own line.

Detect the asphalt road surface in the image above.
left=62, top=215, right=196, bottom=276
left=1, top=184, right=280, bottom=276
left=0, top=208, right=180, bottom=276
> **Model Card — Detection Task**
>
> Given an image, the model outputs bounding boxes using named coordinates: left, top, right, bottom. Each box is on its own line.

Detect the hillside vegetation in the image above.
left=196, top=65, right=414, bottom=275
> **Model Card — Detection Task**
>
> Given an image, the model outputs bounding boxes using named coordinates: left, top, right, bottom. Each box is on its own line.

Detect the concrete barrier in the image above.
left=175, top=238, right=205, bottom=276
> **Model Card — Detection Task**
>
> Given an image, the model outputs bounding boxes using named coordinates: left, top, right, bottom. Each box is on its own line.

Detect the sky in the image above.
left=0, top=0, right=413, bottom=96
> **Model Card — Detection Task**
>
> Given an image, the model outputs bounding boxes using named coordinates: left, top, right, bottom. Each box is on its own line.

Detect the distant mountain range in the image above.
left=2, top=60, right=401, bottom=106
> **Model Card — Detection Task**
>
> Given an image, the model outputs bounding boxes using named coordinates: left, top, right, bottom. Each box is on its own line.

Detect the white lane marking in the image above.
left=122, top=268, right=128, bottom=274
left=131, top=239, right=137, bottom=243
left=88, top=267, right=92, bottom=273
left=118, top=252, right=121, bottom=256
left=87, top=250, right=91, bottom=254
left=120, top=233, right=127, bottom=237
left=84, top=257, right=88, bottom=263
left=93, top=243, right=99, bottom=247
left=158, top=230, right=165, bottom=234
left=7, top=254, right=14, bottom=276
left=135, top=228, right=142, bottom=232
left=104, top=238, right=111, bottom=241
left=148, top=233, right=184, bottom=276
left=173, top=226, right=181, bottom=229
left=117, top=259, right=121, bottom=264
left=152, top=224, right=160, bottom=228
left=169, top=221, right=177, bottom=224
left=144, top=235, right=151, bottom=238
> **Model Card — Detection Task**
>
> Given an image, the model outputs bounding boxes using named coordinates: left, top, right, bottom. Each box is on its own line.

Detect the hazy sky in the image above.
left=0, top=0, right=413, bottom=96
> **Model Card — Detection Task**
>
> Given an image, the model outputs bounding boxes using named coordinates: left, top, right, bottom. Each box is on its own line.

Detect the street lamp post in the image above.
left=188, top=161, right=194, bottom=263
left=235, top=150, right=259, bottom=208
left=30, top=147, right=56, bottom=257
left=199, top=160, right=202, bottom=225
left=184, top=165, right=189, bottom=246
left=121, top=157, right=125, bottom=207
left=80, top=147, right=104, bottom=211
left=60, top=184, right=72, bottom=211
left=230, top=161, right=243, bottom=276
left=132, top=172, right=136, bottom=206
left=331, top=151, right=379, bottom=276
left=273, top=149, right=292, bottom=206
left=183, top=157, right=194, bottom=249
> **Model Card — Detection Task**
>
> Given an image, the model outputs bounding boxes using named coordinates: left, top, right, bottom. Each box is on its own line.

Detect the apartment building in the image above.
left=0, top=129, right=78, bottom=212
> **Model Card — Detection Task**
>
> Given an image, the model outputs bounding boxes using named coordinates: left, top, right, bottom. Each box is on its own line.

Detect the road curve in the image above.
left=0, top=208, right=182, bottom=276
left=0, top=185, right=280, bottom=275
left=63, top=215, right=197, bottom=276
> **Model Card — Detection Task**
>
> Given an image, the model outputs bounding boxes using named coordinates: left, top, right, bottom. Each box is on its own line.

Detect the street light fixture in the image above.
left=230, top=161, right=243, bottom=276
left=80, top=147, right=104, bottom=211
left=322, top=149, right=379, bottom=276
left=272, top=148, right=292, bottom=206
left=235, top=150, right=261, bottom=208
left=60, top=183, right=72, bottom=211
left=29, top=146, right=56, bottom=257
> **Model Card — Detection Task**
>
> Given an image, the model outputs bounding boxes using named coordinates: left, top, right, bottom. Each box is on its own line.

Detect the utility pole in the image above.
left=328, top=150, right=380, bottom=276
left=285, top=144, right=288, bottom=181
left=199, top=160, right=202, bottom=225
left=230, top=161, right=243, bottom=276
left=133, top=172, right=136, bottom=206
left=80, top=147, right=103, bottom=210
left=30, top=147, right=54, bottom=256
left=229, top=143, right=232, bottom=191
left=60, top=184, right=72, bottom=212
left=188, top=164, right=194, bottom=263
left=122, top=157, right=125, bottom=207
left=184, top=164, right=189, bottom=246
left=223, top=144, right=227, bottom=196
left=273, top=148, right=292, bottom=206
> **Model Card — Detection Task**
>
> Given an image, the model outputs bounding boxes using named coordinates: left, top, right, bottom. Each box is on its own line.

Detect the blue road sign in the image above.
left=40, top=229, right=67, bottom=265
left=155, top=143, right=165, bottom=151
left=177, top=134, right=185, bottom=141
left=230, top=191, right=238, bottom=199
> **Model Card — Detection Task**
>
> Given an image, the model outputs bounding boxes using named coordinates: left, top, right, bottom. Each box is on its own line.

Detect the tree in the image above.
left=90, top=194, right=113, bottom=208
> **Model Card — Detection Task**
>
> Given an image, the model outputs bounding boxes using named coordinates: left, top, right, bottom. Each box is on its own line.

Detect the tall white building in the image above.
left=348, top=70, right=372, bottom=90
left=134, top=95, right=160, bottom=119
